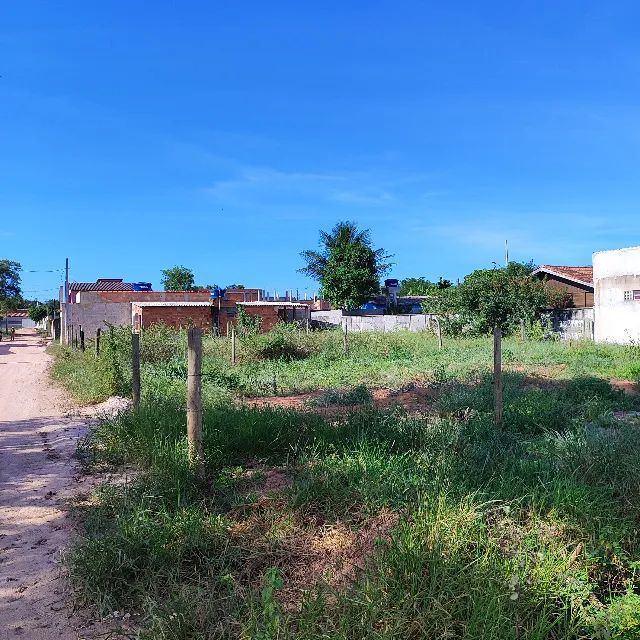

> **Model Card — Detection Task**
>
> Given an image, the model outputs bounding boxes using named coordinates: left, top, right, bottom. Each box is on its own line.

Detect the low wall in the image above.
left=547, top=307, right=594, bottom=340
left=311, top=310, right=435, bottom=332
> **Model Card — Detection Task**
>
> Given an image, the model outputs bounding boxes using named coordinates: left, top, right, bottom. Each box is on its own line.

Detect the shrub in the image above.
left=307, top=384, right=373, bottom=407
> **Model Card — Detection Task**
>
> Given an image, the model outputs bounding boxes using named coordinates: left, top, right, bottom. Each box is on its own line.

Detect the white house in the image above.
left=593, top=246, right=640, bottom=344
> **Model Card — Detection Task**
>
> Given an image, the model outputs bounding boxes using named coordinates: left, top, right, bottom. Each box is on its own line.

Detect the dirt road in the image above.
left=0, top=331, right=99, bottom=639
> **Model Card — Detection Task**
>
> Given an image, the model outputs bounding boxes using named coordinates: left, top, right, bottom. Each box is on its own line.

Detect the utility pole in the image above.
left=63, top=258, right=69, bottom=344
left=505, top=240, right=509, bottom=266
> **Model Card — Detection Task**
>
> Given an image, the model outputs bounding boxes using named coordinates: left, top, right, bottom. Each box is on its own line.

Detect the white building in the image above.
left=593, top=246, right=640, bottom=344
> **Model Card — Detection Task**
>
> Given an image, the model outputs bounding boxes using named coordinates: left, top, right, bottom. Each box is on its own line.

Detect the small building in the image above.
left=531, top=265, right=594, bottom=308
left=2, top=310, right=37, bottom=330
left=237, top=301, right=310, bottom=332
left=132, top=302, right=213, bottom=332
left=593, top=246, right=640, bottom=344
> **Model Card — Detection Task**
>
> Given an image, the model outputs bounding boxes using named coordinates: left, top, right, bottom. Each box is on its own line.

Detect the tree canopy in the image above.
left=161, top=266, right=195, bottom=291
left=299, top=221, right=391, bottom=310
left=0, top=260, right=22, bottom=312
left=424, top=262, right=550, bottom=334
left=28, top=305, right=49, bottom=323
left=399, top=277, right=452, bottom=296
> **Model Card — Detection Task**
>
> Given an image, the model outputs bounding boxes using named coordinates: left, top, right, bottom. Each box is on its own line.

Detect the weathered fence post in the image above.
left=343, top=320, right=349, bottom=356
left=80, top=329, right=85, bottom=352
left=435, top=317, right=443, bottom=350
left=493, top=326, right=503, bottom=427
left=187, top=327, right=205, bottom=480
left=132, top=332, right=141, bottom=408
left=95, top=328, right=101, bottom=358
left=231, top=325, right=236, bottom=365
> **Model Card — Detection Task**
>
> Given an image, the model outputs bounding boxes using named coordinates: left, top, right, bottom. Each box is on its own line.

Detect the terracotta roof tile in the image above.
left=537, top=265, right=593, bottom=285
left=70, top=281, right=134, bottom=292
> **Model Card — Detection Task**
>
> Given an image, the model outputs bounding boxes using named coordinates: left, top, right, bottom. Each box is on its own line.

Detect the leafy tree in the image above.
left=437, top=262, right=549, bottom=427
left=400, top=276, right=452, bottom=296
left=28, top=305, right=48, bottom=323
left=0, top=260, right=22, bottom=332
left=226, top=283, right=245, bottom=289
left=456, top=262, right=548, bottom=334
left=300, top=221, right=391, bottom=310
left=0, top=259, right=21, bottom=303
left=161, top=266, right=195, bottom=291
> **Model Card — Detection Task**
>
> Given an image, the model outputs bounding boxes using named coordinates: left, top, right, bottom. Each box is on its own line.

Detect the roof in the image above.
left=532, top=265, right=593, bottom=287
left=70, top=279, right=134, bottom=292
left=132, top=301, right=211, bottom=307
left=238, top=301, right=309, bottom=307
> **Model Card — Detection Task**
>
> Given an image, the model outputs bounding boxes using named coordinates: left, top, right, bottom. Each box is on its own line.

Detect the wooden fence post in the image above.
left=95, top=328, right=101, bottom=357
left=520, top=319, right=526, bottom=341
left=187, top=327, right=205, bottom=479
left=343, top=320, right=349, bottom=356
left=132, top=332, right=141, bottom=408
left=493, top=326, right=503, bottom=427
left=231, top=325, right=236, bottom=365
left=80, top=329, right=85, bottom=352
left=435, top=317, right=443, bottom=350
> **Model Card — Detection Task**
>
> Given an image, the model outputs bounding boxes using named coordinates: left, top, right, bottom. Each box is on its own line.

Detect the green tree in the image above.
left=161, top=266, right=195, bottom=291
left=400, top=276, right=452, bottom=296
left=453, top=261, right=549, bottom=426
left=28, top=305, right=49, bottom=323
left=0, top=260, right=22, bottom=333
left=300, top=221, right=391, bottom=310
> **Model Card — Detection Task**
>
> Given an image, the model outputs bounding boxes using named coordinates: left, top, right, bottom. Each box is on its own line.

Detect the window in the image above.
left=636, top=290, right=640, bottom=301
left=624, top=290, right=632, bottom=300
left=624, top=290, right=640, bottom=301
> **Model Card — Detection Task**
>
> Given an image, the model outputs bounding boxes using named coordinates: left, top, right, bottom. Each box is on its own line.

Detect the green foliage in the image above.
left=236, top=305, right=262, bottom=337
left=161, top=265, right=195, bottom=291
left=400, top=276, right=451, bottom=296
left=307, top=384, right=373, bottom=407
left=456, top=262, right=549, bottom=333
left=300, top=221, right=391, bottom=310
left=28, top=304, right=48, bottom=323
left=0, top=259, right=22, bottom=312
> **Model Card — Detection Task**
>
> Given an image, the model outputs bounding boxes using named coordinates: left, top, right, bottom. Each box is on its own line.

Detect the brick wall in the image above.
left=135, top=305, right=213, bottom=331
left=98, top=291, right=211, bottom=303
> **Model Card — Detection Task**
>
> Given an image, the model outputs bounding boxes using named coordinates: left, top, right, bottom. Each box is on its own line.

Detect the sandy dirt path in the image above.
left=0, top=331, right=109, bottom=639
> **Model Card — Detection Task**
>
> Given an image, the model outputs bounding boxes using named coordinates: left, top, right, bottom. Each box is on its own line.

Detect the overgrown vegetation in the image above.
left=52, top=324, right=640, bottom=638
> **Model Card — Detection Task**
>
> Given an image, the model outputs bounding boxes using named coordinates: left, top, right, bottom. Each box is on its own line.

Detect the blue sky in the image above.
left=2, top=1, right=640, bottom=299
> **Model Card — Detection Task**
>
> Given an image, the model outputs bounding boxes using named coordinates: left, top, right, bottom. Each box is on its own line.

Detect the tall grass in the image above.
left=53, top=324, right=640, bottom=637
left=52, top=324, right=640, bottom=404
left=69, top=381, right=640, bottom=638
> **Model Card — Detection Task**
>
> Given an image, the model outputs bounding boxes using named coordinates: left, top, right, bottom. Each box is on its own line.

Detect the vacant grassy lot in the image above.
left=52, top=326, right=640, bottom=639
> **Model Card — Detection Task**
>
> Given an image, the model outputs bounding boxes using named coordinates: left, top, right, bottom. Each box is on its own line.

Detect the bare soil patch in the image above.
left=242, top=384, right=434, bottom=415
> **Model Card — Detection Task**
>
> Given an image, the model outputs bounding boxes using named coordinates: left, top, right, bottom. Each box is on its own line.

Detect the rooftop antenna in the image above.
left=505, top=240, right=509, bottom=266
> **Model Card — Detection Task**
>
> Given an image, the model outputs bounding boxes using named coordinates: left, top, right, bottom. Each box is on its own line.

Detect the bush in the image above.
left=307, top=384, right=373, bottom=407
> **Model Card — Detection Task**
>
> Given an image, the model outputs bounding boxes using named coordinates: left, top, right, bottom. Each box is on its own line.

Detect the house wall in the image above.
left=135, top=305, right=213, bottom=331
left=594, top=246, right=640, bottom=344
left=63, top=291, right=211, bottom=337
left=535, top=274, right=593, bottom=307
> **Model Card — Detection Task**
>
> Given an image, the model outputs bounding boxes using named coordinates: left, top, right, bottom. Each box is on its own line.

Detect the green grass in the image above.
left=55, top=325, right=640, bottom=638
left=52, top=325, right=640, bottom=405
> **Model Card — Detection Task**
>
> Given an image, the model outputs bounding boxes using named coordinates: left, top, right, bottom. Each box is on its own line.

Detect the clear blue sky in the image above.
left=3, top=1, right=640, bottom=300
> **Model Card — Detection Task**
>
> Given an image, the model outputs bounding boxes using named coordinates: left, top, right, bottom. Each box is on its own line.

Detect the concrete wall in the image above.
left=547, top=308, right=594, bottom=340
left=593, top=246, right=640, bottom=344
left=311, top=310, right=435, bottom=332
